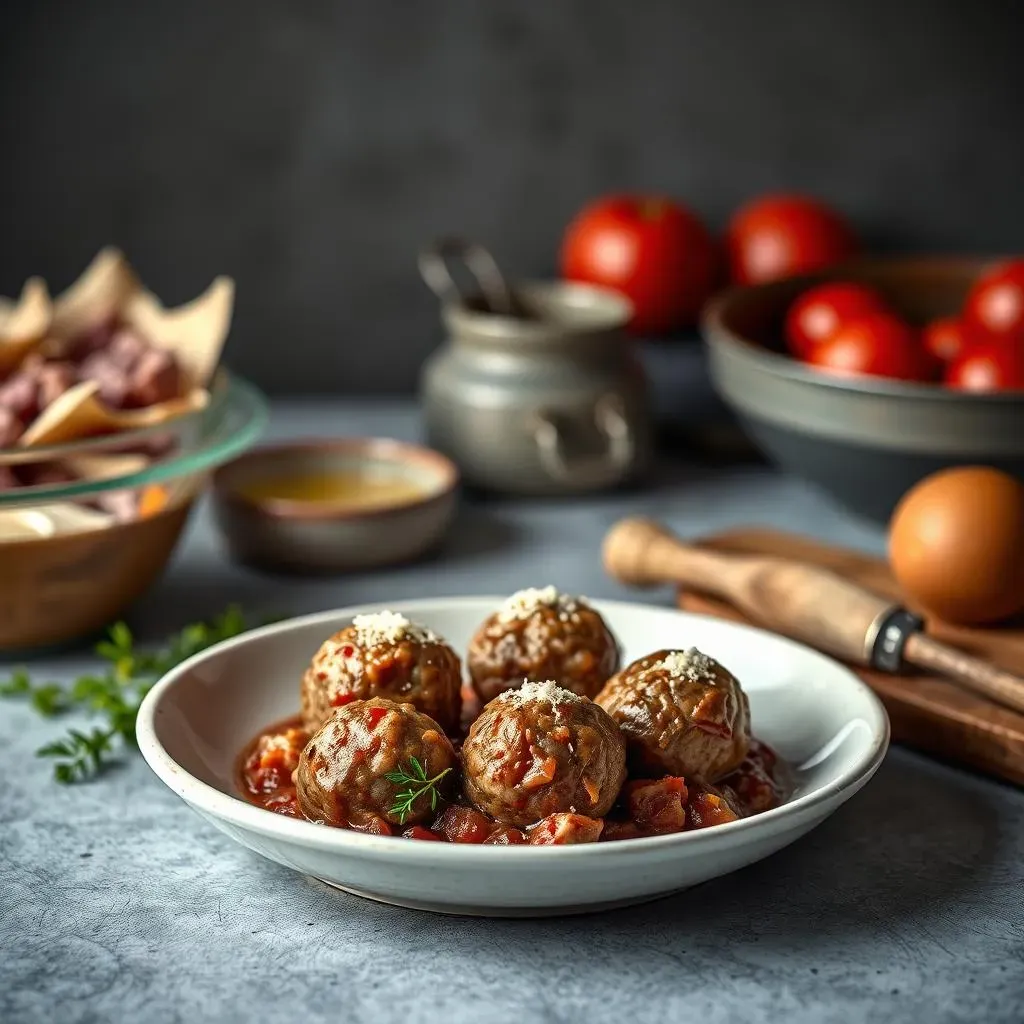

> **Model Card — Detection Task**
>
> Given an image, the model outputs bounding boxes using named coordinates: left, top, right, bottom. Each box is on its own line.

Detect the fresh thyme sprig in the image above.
left=37, top=729, right=115, bottom=784
left=1, top=605, right=257, bottom=783
left=384, top=756, right=452, bottom=824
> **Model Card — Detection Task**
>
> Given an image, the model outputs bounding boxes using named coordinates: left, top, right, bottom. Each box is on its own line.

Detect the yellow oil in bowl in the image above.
left=236, top=469, right=427, bottom=511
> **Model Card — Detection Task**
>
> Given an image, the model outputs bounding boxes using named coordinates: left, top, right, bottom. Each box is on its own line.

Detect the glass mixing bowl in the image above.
left=0, top=371, right=267, bottom=508
left=0, top=371, right=267, bottom=650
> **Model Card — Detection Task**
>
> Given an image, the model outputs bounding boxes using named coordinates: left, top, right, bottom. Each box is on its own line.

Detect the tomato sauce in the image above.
left=237, top=718, right=787, bottom=845
left=237, top=716, right=307, bottom=819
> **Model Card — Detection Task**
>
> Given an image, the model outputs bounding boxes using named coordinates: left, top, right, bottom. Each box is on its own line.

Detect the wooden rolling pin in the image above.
left=604, top=517, right=1024, bottom=716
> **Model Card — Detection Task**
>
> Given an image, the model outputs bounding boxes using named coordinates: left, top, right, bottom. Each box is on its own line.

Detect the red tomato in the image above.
left=784, top=282, right=886, bottom=358
left=963, top=259, right=1024, bottom=345
left=432, top=805, right=492, bottom=844
left=805, top=313, right=928, bottom=382
left=560, top=194, right=718, bottom=335
left=402, top=826, right=442, bottom=842
left=944, top=342, right=1024, bottom=392
left=922, top=317, right=970, bottom=365
left=483, top=825, right=528, bottom=845
left=727, top=194, right=858, bottom=286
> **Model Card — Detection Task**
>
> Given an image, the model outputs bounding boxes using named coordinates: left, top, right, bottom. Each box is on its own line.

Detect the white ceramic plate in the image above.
left=137, top=597, right=889, bottom=917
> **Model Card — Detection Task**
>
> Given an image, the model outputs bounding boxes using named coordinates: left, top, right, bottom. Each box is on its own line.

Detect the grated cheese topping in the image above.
left=351, top=610, right=438, bottom=647
left=656, top=647, right=718, bottom=683
left=260, top=732, right=296, bottom=754
left=499, top=678, right=584, bottom=707
left=496, top=586, right=588, bottom=623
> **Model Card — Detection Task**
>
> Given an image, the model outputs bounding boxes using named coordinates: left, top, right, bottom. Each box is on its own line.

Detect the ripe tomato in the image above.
left=944, top=342, right=1024, bottom=392
left=727, top=194, right=858, bottom=286
left=805, top=313, right=928, bottom=382
left=963, top=259, right=1024, bottom=345
left=784, top=282, right=886, bottom=359
left=560, top=194, right=718, bottom=335
left=922, top=317, right=970, bottom=367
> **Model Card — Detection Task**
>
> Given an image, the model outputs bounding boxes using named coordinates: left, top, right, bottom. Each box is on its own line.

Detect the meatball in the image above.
left=462, top=679, right=626, bottom=828
left=467, top=586, right=619, bottom=702
left=595, top=648, right=750, bottom=782
left=295, top=698, right=457, bottom=829
left=300, top=611, right=462, bottom=734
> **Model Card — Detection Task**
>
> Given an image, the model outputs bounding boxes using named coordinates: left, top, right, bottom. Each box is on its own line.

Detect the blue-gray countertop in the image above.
left=3, top=401, right=1022, bottom=1024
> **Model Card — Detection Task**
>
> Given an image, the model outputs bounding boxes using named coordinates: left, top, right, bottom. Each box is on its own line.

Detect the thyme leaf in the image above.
left=385, top=761, right=452, bottom=824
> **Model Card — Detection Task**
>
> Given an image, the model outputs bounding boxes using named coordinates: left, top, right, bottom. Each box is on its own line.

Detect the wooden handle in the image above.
left=603, top=518, right=895, bottom=666
left=904, top=633, right=1024, bottom=715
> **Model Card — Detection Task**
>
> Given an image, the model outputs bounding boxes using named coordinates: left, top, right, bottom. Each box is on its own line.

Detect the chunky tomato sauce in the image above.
left=237, top=716, right=787, bottom=845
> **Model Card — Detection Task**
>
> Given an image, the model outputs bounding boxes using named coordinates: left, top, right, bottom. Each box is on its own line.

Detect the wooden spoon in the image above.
left=603, top=517, right=1024, bottom=715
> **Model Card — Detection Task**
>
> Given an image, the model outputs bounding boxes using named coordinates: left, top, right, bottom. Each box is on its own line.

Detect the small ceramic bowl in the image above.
left=211, top=438, right=460, bottom=574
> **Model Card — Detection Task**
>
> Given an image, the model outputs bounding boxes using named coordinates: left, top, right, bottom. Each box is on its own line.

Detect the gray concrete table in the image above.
left=3, top=401, right=1022, bottom=1024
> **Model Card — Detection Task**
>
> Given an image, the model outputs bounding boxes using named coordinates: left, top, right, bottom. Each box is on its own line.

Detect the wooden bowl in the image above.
left=0, top=502, right=193, bottom=650
left=0, top=373, right=267, bottom=650
left=701, top=257, right=1024, bottom=521
left=212, top=438, right=460, bottom=574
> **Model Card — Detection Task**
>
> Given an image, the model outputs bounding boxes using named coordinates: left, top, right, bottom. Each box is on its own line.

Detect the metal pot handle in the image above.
left=531, top=394, right=634, bottom=489
left=418, top=237, right=513, bottom=316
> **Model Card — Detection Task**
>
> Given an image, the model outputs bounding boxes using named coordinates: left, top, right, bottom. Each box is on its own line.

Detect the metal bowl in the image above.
left=701, top=257, right=1024, bottom=521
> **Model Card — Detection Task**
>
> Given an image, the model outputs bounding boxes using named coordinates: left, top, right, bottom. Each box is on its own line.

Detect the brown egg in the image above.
left=888, top=466, right=1024, bottom=625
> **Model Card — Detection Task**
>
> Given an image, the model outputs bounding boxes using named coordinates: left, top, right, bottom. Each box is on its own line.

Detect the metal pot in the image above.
left=418, top=240, right=652, bottom=495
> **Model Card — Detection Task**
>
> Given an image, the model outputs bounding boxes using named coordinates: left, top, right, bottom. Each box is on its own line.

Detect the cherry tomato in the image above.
left=944, top=342, right=1024, bottom=392
left=727, top=194, right=858, bottom=286
left=784, top=282, right=886, bottom=359
left=921, top=317, right=971, bottom=371
left=963, top=259, right=1024, bottom=345
left=560, top=194, right=718, bottom=335
left=805, top=313, right=928, bottom=382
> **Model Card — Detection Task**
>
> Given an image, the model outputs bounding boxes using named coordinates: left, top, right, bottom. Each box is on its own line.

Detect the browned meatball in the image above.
left=467, top=587, right=619, bottom=702
left=462, top=679, right=626, bottom=828
left=295, top=698, right=458, bottom=829
left=595, top=648, right=750, bottom=782
left=300, top=611, right=462, bottom=735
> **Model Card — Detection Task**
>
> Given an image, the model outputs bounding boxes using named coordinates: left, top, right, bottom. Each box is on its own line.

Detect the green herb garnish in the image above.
left=0, top=669, right=72, bottom=716
left=1, top=605, right=257, bottom=783
left=37, top=728, right=115, bottom=784
left=384, top=756, right=452, bottom=824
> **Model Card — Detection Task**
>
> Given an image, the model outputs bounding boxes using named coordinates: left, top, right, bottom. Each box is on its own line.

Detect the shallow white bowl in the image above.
left=137, top=597, right=889, bottom=917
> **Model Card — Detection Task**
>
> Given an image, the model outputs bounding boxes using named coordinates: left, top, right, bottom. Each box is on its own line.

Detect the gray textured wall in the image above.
left=1, top=0, right=1022, bottom=394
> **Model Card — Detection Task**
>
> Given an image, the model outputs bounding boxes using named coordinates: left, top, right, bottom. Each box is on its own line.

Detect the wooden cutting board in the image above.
left=676, top=528, right=1024, bottom=787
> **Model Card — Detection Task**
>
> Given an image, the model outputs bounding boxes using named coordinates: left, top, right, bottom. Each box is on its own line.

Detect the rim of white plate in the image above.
left=137, top=596, right=890, bottom=862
